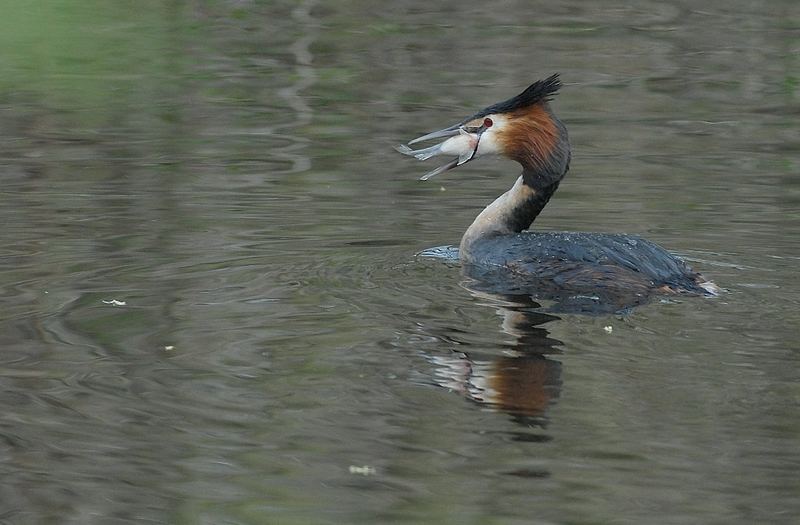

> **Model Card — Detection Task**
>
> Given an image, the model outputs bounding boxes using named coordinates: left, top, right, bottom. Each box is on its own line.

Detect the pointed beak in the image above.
left=396, top=122, right=487, bottom=180
left=407, top=124, right=461, bottom=145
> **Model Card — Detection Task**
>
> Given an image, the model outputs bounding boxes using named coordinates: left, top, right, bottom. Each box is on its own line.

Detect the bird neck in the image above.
left=459, top=170, right=560, bottom=259
left=458, top=105, right=570, bottom=261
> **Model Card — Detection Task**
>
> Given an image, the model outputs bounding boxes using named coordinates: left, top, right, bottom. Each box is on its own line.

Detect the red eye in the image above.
left=483, top=117, right=493, bottom=128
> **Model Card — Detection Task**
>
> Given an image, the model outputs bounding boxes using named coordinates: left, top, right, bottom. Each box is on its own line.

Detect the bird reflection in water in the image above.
left=427, top=290, right=563, bottom=427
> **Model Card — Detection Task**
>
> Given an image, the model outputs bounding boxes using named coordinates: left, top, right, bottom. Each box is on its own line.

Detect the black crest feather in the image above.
left=466, top=74, right=562, bottom=122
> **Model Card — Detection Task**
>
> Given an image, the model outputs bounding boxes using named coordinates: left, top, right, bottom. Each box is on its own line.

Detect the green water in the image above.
left=1, top=1, right=799, bottom=523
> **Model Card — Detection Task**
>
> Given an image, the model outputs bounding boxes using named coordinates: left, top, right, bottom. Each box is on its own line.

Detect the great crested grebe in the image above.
left=397, top=74, right=716, bottom=305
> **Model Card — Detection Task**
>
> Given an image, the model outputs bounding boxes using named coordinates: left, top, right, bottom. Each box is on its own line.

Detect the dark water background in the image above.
left=1, top=1, right=799, bottom=523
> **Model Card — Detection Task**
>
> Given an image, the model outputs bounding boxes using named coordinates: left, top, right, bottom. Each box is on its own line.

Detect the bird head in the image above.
left=396, top=74, right=568, bottom=182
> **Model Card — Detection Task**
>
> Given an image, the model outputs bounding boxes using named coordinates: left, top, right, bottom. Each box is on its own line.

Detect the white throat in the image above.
left=459, top=176, right=531, bottom=259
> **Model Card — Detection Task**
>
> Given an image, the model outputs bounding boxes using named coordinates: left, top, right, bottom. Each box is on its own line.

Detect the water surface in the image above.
left=1, top=1, right=799, bottom=523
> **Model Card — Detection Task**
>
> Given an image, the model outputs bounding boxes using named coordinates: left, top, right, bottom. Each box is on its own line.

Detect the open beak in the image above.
left=407, top=124, right=460, bottom=145
left=395, top=123, right=486, bottom=181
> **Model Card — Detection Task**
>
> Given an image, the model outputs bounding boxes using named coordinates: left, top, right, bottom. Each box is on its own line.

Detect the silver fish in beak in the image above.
left=395, top=120, right=492, bottom=180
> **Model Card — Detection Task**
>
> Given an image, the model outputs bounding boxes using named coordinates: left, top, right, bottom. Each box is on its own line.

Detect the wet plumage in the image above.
left=397, top=75, right=715, bottom=308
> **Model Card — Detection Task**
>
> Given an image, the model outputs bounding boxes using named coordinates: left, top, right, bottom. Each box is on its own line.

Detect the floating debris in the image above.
left=349, top=465, right=377, bottom=476
left=603, top=325, right=613, bottom=334
left=101, top=299, right=127, bottom=306
left=164, top=345, right=175, bottom=351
